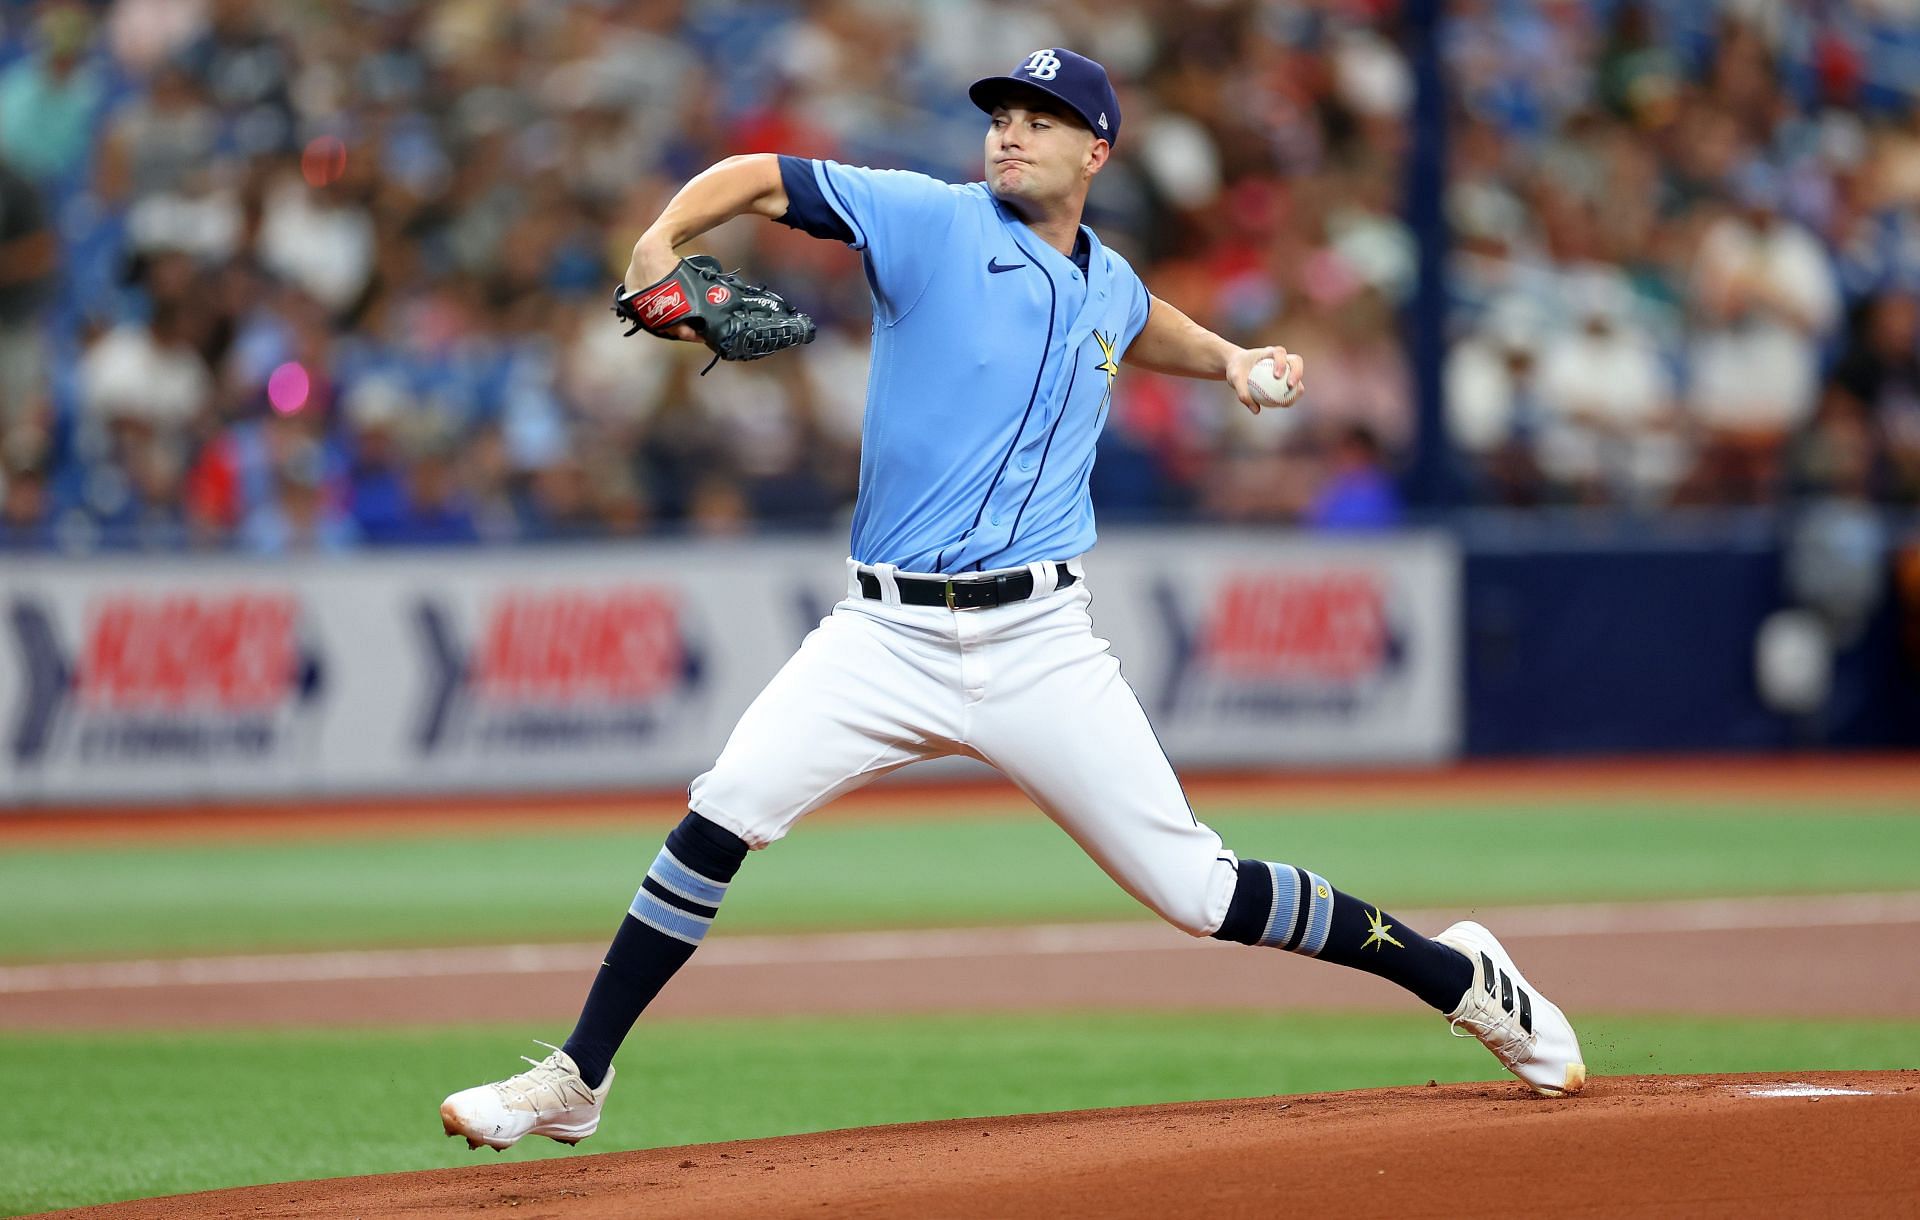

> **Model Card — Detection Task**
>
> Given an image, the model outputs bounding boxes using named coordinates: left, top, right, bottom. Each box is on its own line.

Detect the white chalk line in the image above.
left=4, top=891, right=1919, bottom=995
left=1744, top=1085, right=1879, bottom=1098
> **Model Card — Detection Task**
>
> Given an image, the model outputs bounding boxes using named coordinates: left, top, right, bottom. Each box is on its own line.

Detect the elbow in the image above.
left=717, top=153, right=788, bottom=219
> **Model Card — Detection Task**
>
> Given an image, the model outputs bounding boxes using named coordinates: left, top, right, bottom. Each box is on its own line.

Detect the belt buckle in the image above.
left=943, top=577, right=990, bottom=611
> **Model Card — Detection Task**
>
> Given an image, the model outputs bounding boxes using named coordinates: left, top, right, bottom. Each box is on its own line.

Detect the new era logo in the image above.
left=1099, top=112, right=1108, bottom=130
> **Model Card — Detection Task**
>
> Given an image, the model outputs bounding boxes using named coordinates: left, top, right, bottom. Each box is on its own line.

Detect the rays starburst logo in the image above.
left=1361, top=907, right=1405, bottom=951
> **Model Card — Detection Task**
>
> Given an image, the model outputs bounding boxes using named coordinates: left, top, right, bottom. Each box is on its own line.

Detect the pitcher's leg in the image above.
left=444, top=604, right=964, bottom=1148
left=974, top=590, right=1472, bottom=1011
left=557, top=811, right=748, bottom=1089
left=968, top=595, right=1238, bottom=936
left=567, top=606, right=960, bottom=1083
left=691, top=604, right=961, bottom=846
left=440, top=806, right=749, bottom=1149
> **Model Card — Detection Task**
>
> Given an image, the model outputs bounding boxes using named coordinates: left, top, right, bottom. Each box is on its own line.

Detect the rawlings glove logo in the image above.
left=613, top=255, right=815, bottom=368
left=639, top=283, right=690, bottom=325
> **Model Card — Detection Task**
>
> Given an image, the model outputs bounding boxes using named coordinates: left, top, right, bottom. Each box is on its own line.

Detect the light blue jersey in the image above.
left=780, top=158, right=1152, bottom=574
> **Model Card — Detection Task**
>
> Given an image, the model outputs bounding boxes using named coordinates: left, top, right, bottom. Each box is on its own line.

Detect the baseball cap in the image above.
left=970, top=48, right=1120, bottom=145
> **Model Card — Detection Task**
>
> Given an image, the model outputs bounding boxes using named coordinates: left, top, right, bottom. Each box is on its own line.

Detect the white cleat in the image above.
left=440, top=1044, right=614, bottom=1151
left=1434, top=921, right=1586, bottom=1098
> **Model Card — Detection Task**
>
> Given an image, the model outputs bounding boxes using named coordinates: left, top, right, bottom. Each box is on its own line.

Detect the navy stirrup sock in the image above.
left=562, top=812, right=748, bottom=1089
left=1212, top=859, right=1473, bottom=1013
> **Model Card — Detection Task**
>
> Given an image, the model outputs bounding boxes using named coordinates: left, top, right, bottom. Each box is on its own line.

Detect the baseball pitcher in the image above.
left=441, top=48, right=1583, bottom=1153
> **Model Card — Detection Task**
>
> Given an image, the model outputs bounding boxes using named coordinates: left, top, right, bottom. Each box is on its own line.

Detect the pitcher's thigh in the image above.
left=690, top=612, right=950, bottom=847
left=975, top=649, right=1235, bottom=935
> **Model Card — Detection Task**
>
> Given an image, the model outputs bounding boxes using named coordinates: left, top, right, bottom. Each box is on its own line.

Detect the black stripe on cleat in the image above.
left=1518, top=987, right=1534, bottom=1034
left=1481, top=953, right=1496, bottom=994
left=1499, top=970, right=1515, bottom=1014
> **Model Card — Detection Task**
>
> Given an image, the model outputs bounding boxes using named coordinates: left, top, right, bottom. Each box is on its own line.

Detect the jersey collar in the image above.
left=989, top=195, right=1111, bottom=340
left=990, top=195, right=1090, bottom=274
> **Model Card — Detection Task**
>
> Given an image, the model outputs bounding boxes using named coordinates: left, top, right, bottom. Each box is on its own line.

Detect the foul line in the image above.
left=4, top=892, right=1919, bottom=995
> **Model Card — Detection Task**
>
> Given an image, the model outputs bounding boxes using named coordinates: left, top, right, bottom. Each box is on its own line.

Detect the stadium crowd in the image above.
left=0, top=0, right=1916, bottom=553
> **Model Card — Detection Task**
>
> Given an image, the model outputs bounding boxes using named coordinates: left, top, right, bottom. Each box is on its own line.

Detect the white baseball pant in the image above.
left=688, top=558, right=1241, bottom=936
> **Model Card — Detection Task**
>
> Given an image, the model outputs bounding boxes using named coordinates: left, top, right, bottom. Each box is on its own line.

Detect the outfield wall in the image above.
left=0, top=531, right=1460, bottom=804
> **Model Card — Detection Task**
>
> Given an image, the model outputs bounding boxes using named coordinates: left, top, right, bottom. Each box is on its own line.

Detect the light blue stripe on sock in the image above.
left=1299, top=870, right=1334, bottom=957
left=629, top=889, right=713, bottom=945
left=651, top=848, right=729, bottom=907
left=1260, top=863, right=1300, bottom=948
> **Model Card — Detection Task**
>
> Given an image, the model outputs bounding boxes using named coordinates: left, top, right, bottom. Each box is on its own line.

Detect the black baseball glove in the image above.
left=612, top=255, right=816, bottom=365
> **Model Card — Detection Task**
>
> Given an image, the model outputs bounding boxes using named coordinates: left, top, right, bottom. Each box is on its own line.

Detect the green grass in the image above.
left=1, top=1011, right=1913, bottom=1216
left=2, top=803, right=1916, bottom=962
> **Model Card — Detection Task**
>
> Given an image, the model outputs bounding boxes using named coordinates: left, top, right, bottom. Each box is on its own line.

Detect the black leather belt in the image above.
left=856, top=564, right=1077, bottom=610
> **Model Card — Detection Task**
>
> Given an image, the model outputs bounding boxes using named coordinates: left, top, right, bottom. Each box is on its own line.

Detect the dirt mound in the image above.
left=42, top=1072, right=1918, bottom=1219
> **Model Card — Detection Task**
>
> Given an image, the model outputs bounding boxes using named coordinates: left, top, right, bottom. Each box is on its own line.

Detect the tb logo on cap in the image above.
left=1021, top=48, right=1062, bottom=80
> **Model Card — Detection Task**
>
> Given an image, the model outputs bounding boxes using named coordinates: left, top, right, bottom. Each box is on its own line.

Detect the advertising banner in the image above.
left=1, top=531, right=1456, bottom=804
left=1076, top=533, right=1460, bottom=766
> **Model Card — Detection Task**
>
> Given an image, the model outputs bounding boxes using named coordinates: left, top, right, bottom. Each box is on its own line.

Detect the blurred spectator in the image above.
left=0, top=3, right=104, bottom=186
left=240, top=435, right=357, bottom=554
left=257, top=165, right=376, bottom=318
left=78, top=299, right=211, bottom=438
left=1685, top=165, right=1843, bottom=502
left=518, top=452, right=601, bottom=540
left=1284, top=288, right=1414, bottom=456
left=1535, top=269, right=1686, bottom=506
left=0, top=460, right=53, bottom=550
left=340, top=375, right=411, bottom=539
left=1834, top=292, right=1920, bottom=502
left=0, top=0, right=1916, bottom=552
left=0, top=156, right=56, bottom=429
left=1788, top=383, right=1878, bottom=503
left=95, top=62, right=219, bottom=204
left=175, top=0, right=295, bottom=158
left=687, top=475, right=752, bottom=537
left=1444, top=298, right=1549, bottom=505
left=105, top=0, right=209, bottom=77
left=1307, top=425, right=1401, bottom=531
left=383, top=436, right=480, bottom=547
left=104, top=431, right=190, bottom=550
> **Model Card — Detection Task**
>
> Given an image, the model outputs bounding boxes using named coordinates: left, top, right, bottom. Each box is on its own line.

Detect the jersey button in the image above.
left=989, top=511, right=1001, bottom=526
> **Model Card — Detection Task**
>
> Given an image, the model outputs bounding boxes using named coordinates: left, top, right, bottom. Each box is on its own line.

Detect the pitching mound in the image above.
left=47, top=1072, right=1917, bottom=1219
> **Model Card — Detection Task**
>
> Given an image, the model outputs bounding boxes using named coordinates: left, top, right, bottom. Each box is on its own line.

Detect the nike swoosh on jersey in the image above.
left=987, top=258, right=1026, bottom=274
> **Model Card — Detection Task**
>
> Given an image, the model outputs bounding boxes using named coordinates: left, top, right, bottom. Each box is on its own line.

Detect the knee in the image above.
left=1138, top=856, right=1237, bottom=938
left=1155, top=900, right=1219, bottom=938
left=686, top=775, right=785, bottom=849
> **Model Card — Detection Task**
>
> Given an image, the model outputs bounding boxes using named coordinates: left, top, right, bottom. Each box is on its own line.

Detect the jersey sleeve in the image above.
left=1117, top=256, right=1153, bottom=350
left=773, top=155, right=854, bottom=244
left=796, top=159, right=962, bottom=322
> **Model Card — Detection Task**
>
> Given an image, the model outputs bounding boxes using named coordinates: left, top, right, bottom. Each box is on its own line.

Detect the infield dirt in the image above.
left=6, top=907, right=1916, bottom=1029
left=38, top=1071, right=1918, bottom=1219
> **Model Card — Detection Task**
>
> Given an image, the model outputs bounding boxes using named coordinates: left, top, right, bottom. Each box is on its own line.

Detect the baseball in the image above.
left=1247, top=356, right=1299, bottom=409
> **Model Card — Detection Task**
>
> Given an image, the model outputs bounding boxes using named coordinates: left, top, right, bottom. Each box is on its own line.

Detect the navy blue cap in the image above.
left=969, top=48, right=1120, bottom=145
